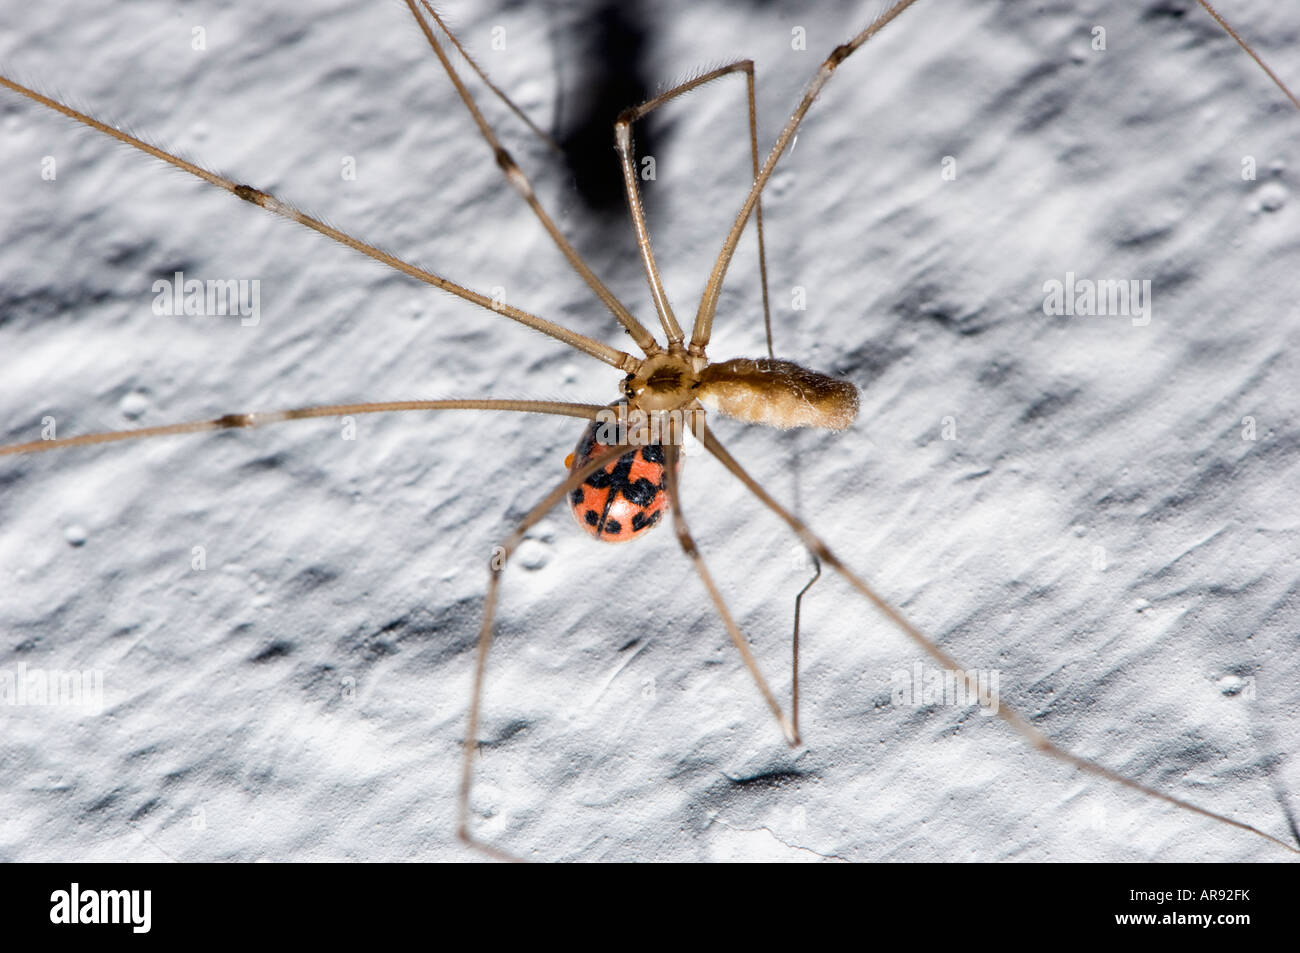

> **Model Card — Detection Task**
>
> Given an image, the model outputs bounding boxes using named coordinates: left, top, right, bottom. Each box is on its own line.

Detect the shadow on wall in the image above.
left=550, top=0, right=658, bottom=218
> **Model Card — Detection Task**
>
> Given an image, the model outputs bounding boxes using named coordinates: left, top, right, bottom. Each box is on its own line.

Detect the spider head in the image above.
left=621, top=352, right=700, bottom=412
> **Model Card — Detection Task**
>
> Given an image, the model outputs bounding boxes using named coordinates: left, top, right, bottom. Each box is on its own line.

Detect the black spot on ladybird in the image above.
left=631, top=510, right=662, bottom=532
left=623, top=475, right=658, bottom=507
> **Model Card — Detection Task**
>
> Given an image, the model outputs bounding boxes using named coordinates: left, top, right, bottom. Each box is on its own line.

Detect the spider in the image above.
left=0, top=0, right=1297, bottom=861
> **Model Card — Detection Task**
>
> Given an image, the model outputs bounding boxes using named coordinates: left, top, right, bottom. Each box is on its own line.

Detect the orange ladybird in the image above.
left=565, top=414, right=672, bottom=543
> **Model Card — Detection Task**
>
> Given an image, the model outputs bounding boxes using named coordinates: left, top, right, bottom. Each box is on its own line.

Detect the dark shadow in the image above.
left=550, top=0, right=658, bottom=218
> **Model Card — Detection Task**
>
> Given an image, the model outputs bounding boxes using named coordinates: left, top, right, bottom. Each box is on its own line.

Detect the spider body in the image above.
left=565, top=345, right=859, bottom=542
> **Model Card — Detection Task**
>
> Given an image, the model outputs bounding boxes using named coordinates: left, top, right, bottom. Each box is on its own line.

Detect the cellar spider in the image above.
left=0, top=0, right=1297, bottom=861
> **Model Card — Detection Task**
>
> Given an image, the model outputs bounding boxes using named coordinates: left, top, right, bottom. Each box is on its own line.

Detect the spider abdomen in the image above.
left=566, top=415, right=672, bottom=543
left=695, top=357, right=859, bottom=430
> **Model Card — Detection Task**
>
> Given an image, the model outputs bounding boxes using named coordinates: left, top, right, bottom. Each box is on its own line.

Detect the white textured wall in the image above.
left=0, top=0, right=1297, bottom=861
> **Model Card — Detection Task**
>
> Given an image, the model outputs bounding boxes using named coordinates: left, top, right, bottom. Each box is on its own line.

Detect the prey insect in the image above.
left=1, top=0, right=1297, bottom=860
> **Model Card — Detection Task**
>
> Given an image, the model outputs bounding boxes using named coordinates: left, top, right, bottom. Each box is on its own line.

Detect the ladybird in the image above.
left=565, top=412, right=674, bottom=543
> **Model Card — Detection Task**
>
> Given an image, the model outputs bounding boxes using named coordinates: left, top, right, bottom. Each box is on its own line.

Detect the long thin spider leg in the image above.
left=1195, top=0, right=1300, bottom=110
left=406, top=0, right=662, bottom=357
left=690, top=0, right=922, bottom=356
left=701, top=427, right=1300, bottom=855
left=0, top=76, right=638, bottom=374
left=614, top=61, right=774, bottom=354
left=662, top=441, right=798, bottom=746
left=0, top=400, right=604, bottom=458
left=414, top=0, right=565, bottom=157
left=791, top=553, right=821, bottom=740
left=458, top=440, right=633, bottom=860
